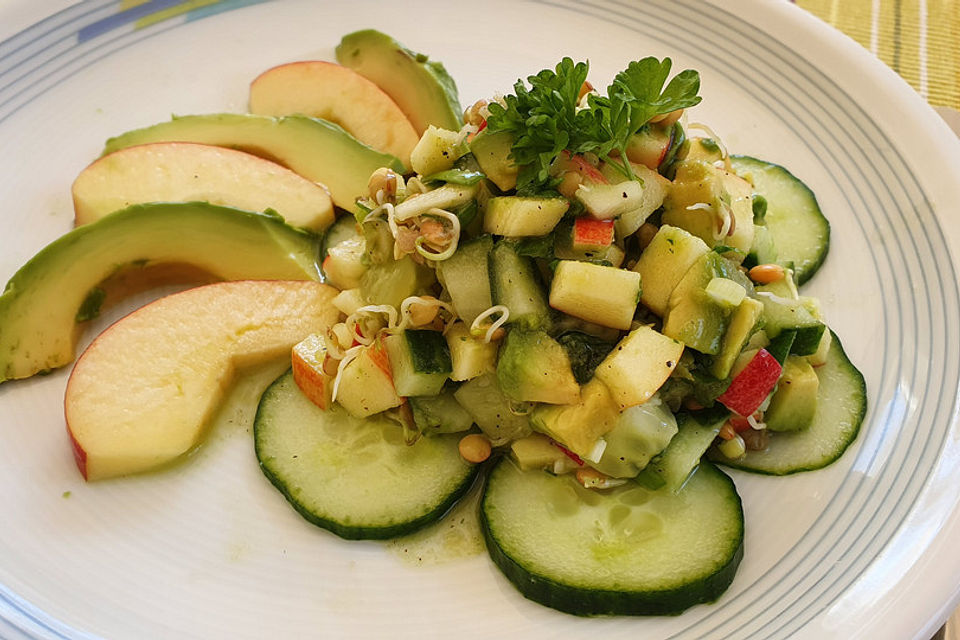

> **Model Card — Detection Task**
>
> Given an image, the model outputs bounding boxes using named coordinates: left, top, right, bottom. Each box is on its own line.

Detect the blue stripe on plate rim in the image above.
left=0, top=0, right=956, bottom=638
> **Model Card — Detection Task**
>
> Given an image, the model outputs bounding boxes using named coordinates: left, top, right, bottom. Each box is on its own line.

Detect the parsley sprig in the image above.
left=485, top=57, right=702, bottom=194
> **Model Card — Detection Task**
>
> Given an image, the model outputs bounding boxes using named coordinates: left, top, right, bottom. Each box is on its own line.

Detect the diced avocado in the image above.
left=496, top=330, right=580, bottom=405
left=757, top=293, right=825, bottom=356
left=709, top=297, right=764, bottom=379
left=483, top=196, right=569, bottom=237
left=764, top=355, right=819, bottom=432
left=409, top=391, right=473, bottom=434
left=548, top=260, right=641, bottom=331
left=660, top=160, right=755, bottom=258
left=509, top=433, right=566, bottom=471
left=679, top=137, right=725, bottom=164
left=530, top=378, right=619, bottom=460
left=469, top=129, right=517, bottom=191
left=489, top=241, right=552, bottom=331
left=453, top=373, right=531, bottom=445
left=336, top=29, right=462, bottom=134
left=360, top=255, right=436, bottom=309
left=384, top=330, right=451, bottom=397
left=102, top=113, right=403, bottom=215
left=633, top=225, right=710, bottom=317
left=444, top=321, right=498, bottom=381
left=591, top=396, right=678, bottom=478
left=662, top=251, right=738, bottom=354
left=436, top=235, right=493, bottom=325
left=594, top=325, right=685, bottom=410
left=335, top=338, right=402, bottom=418
left=0, top=202, right=321, bottom=383
left=553, top=221, right=625, bottom=266
left=409, top=125, right=468, bottom=176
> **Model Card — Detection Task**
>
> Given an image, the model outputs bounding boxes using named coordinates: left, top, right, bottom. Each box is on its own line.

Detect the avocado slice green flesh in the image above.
left=0, top=202, right=321, bottom=383
left=103, top=114, right=404, bottom=215
left=336, top=29, right=463, bottom=134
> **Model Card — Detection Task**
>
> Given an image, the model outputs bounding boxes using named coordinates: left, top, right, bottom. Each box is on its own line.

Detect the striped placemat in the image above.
left=797, top=0, right=960, bottom=110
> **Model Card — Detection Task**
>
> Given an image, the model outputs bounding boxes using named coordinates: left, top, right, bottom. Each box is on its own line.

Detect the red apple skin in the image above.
left=291, top=347, right=333, bottom=410
left=573, top=217, right=615, bottom=250
left=67, top=429, right=88, bottom=480
left=717, top=348, right=782, bottom=416
left=367, top=336, right=394, bottom=380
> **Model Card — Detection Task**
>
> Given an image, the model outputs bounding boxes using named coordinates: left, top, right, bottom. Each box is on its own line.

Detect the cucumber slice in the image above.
left=730, top=155, right=829, bottom=285
left=481, top=460, right=744, bottom=616
left=710, top=331, right=865, bottom=474
left=255, top=371, right=478, bottom=539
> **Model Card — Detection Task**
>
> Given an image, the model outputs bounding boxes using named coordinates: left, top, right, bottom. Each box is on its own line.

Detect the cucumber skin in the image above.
left=730, top=155, right=829, bottom=285
left=254, top=372, right=480, bottom=540
left=480, top=462, right=744, bottom=616
left=713, top=331, right=866, bottom=475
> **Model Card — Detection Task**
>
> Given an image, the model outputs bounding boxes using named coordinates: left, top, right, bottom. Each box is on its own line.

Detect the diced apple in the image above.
left=409, top=125, right=467, bottom=176
left=594, top=325, right=685, bottom=410
left=508, top=433, right=567, bottom=471
left=572, top=217, right=615, bottom=250
left=64, top=280, right=340, bottom=481
left=334, top=337, right=402, bottom=418
left=249, top=60, right=419, bottom=168
left=717, top=348, right=783, bottom=416
left=549, top=260, right=641, bottom=330
left=72, top=142, right=334, bottom=230
left=291, top=333, right=335, bottom=410
left=445, top=322, right=497, bottom=381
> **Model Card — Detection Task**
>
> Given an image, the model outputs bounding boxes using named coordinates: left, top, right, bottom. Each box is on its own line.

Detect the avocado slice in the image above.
left=336, top=29, right=462, bottom=134
left=0, top=202, right=320, bottom=383
left=496, top=329, right=580, bottom=405
left=103, top=113, right=404, bottom=215
left=764, top=355, right=819, bottom=432
left=662, top=251, right=741, bottom=355
left=529, top=378, right=618, bottom=460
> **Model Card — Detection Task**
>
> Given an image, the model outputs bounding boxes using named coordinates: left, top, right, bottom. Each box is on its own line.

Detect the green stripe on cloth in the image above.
left=797, top=0, right=960, bottom=110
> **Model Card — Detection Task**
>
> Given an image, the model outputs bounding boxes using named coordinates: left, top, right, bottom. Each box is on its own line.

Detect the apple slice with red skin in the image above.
left=249, top=61, right=419, bottom=169
left=717, top=348, right=783, bottom=417
left=65, top=280, right=340, bottom=481
left=72, top=142, right=334, bottom=231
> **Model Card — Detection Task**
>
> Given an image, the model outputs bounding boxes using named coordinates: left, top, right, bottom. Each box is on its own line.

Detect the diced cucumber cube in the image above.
left=705, top=277, right=746, bottom=309
left=384, top=329, right=451, bottom=397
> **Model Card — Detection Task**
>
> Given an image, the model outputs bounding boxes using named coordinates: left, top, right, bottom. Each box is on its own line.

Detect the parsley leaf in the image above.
left=485, top=56, right=701, bottom=194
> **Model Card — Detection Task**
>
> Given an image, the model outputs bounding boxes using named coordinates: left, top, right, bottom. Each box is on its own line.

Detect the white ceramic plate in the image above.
left=2, top=1, right=959, bottom=638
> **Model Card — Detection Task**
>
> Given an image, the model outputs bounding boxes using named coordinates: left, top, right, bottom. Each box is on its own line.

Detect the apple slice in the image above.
left=717, top=348, right=783, bottom=416
left=72, top=142, right=334, bottom=231
left=249, top=61, right=418, bottom=169
left=64, top=280, right=340, bottom=481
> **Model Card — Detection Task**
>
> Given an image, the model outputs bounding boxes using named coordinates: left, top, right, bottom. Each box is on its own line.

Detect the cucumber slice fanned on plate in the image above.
left=730, top=155, right=830, bottom=285
left=710, top=331, right=866, bottom=475
left=481, top=459, right=744, bottom=616
left=255, top=371, right=479, bottom=539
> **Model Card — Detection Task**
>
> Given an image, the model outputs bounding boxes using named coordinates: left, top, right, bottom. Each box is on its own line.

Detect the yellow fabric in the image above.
left=796, top=0, right=960, bottom=109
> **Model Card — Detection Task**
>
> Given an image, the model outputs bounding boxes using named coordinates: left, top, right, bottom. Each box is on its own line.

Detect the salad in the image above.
left=0, top=29, right=865, bottom=618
